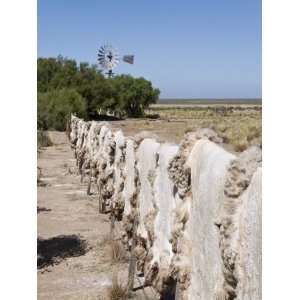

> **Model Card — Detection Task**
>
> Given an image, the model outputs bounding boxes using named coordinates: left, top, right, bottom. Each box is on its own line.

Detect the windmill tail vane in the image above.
left=123, top=55, right=134, bottom=64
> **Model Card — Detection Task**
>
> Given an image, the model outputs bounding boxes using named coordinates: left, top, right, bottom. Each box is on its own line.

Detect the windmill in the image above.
left=97, top=44, right=134, bottom=78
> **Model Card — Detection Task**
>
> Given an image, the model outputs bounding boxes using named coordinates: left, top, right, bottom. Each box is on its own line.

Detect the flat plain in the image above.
left=111, top=101, right=262, bottom=153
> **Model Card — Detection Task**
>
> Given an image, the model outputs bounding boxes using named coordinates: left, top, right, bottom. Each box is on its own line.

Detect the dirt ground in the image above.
left=37, top=132, right=156, bottom=300
left=37, top=104, right=261, bottom=299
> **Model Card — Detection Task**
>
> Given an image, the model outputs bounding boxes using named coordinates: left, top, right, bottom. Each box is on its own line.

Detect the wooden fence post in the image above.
left=127, top=215, right=138, bottom=292
left=175, top=279, right=182, bottom=300
left=174, top=237, right=181, bottom=300
left=86, top=173, right=91, bottom=195
left=99, top=195, right=104, bottom=213
left=96, top=182, right=102, bottom=214
left=98, top=183, right=106, bottom=214
left=110, top=212, right=115, bottom=239
left=80, top=170, right=84, bottom=183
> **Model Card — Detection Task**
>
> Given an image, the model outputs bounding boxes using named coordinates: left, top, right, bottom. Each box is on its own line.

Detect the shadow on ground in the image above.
left=37, top=206, right=52, bottom=213
left=37, top=179, right=49, bottom=187
left=37, top=235, right=88, bottom=269
left=88, top=114, right=123, bottom=121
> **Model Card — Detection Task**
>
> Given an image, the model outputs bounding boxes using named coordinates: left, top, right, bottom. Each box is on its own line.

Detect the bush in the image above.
left=112, top=75, right=160, bottom=117
left=107, top=272, right=127, bottom=300
left=37, top=130, right=53, bottom=148
left=37, top=57, right=160, bottom=121
left=109, top=240, right=127, bottom=263
left=38, top=88, right=86, bottom=131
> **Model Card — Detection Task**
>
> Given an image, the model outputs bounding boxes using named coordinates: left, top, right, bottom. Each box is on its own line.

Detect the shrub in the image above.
left=112, top=75, right=160, bottom=117
left=107, top=273, right=127, bottom=300
left=232, top=138, right=249, bottom=152
left=38, top=88, right=86, bottom=131
left=37, top=130, right=53, bottom=148
left=109, top=240, right=127, bottom=263
left=37, top=57, right=160, bottom=120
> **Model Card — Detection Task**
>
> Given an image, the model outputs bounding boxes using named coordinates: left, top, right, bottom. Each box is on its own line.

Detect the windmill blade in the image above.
left=123, top=55, right=134, bottom=64
left=97, top=44, right=123, bottom=75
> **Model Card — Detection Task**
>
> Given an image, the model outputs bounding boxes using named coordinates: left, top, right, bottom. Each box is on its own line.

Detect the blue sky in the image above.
left=38, top=0, right=261, bottom=98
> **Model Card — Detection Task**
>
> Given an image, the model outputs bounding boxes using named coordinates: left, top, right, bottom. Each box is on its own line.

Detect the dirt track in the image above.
left=37, top=132, right=128, bottom=300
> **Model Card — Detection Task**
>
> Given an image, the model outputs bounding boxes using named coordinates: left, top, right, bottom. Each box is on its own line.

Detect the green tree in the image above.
left=112, top=75, right=160, bottom=117
left=37, top=57, right=61, bottom=92
left=75, top=66, right=110, bottom=118
left=37, top=57, right=160, bottom=123
left=49, top=57, right=77, bottom=90
left=38, top=88, right=86, bottom=131
left=37, top=57, right=109, bottom=118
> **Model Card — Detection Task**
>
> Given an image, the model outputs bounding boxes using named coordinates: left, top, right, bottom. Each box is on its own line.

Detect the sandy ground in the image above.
left=37, top=132, right=128, bottom=300
left=37, top=106, right=261, bottom=299
left=37, top=132, right=157, bottom=300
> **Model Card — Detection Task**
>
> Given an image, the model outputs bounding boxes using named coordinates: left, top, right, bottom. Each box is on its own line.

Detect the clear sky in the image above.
left=38, top=0, right=261, bottom=99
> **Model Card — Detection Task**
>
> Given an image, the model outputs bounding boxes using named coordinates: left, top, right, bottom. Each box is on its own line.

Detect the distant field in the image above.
left=111, top=103, right=262, bottom=153
left=157, top=98, right=262, bottom=105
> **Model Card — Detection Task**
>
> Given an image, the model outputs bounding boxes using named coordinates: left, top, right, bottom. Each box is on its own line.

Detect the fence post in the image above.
left=110, top=211, right=115, bottom=239
left=80, top=170, right=84, bottom=183
left=175, top=279, right=182, bottom=300
left=127, top=215, right=138, bottom=292
left=99, top=195, right=104, bottom=213
left=87, top=173, right=92, bottom=195
left=174, top=237, right=182, bottom=300
left=98, top=182, right=106, bottom=213
left=96, top=181, right=102, bottom=214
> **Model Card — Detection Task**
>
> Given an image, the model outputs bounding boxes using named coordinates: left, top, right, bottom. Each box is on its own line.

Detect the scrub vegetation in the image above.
left=37, top=56, right=160, bottom=130
left=110, top=104, right=261, bottom=153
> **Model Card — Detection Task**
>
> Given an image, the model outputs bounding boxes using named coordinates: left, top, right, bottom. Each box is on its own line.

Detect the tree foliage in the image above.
left=38, top=88, right=86, bottom=131
left=37, top=56, right=160, bottom=130
left=112, top=75, right=160, bottom=117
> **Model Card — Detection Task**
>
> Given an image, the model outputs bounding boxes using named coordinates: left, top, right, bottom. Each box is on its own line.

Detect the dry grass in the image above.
left=106, top=273, right=152, bottom=300
left=98, top=234, right=113, bottom=247
left=98, top=235, right=127, bottom=264
left=107, top=272, right=127, bottom=300
left=110, top=240, right=127, bottom=263
left=111, top=104, right=261, bottom=153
